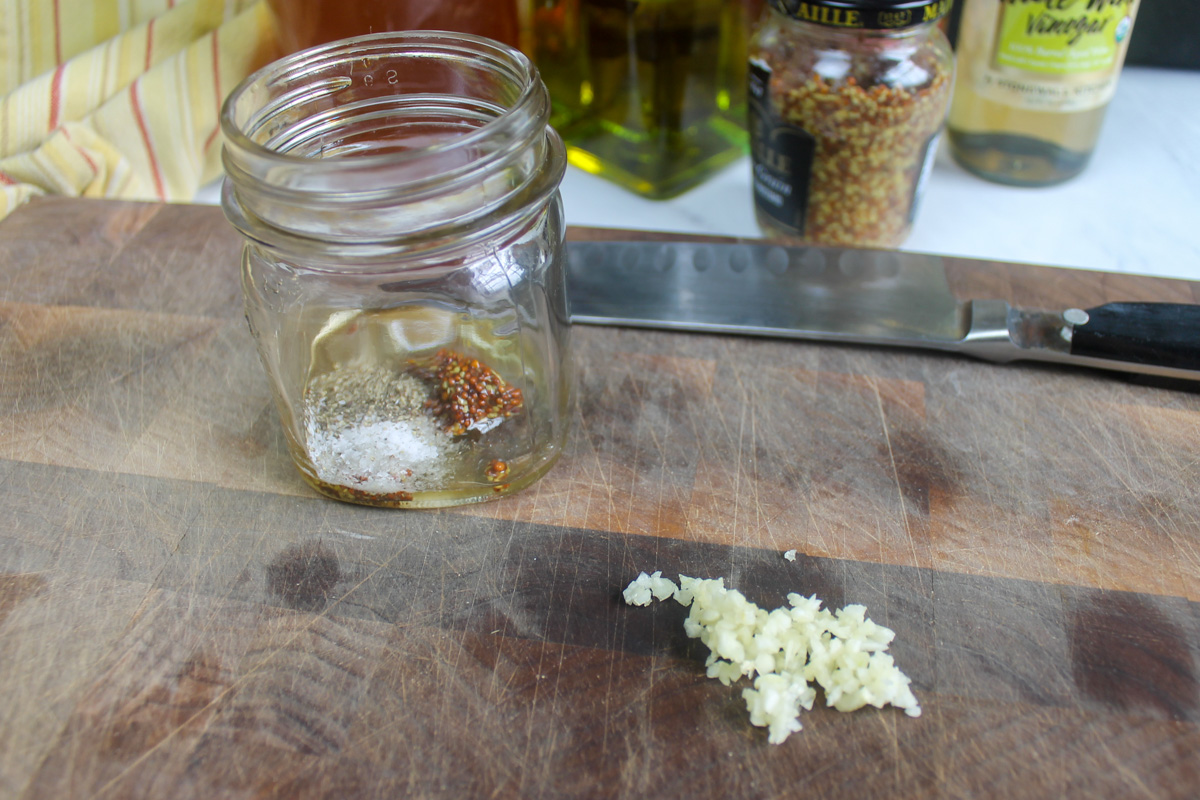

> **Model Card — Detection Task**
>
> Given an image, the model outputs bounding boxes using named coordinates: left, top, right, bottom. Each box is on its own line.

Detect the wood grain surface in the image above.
left=1, top=197, right=1198, bottom=799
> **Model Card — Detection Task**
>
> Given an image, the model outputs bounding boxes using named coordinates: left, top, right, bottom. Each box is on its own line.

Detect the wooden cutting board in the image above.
left=1, top=197, right=1198, bottom=799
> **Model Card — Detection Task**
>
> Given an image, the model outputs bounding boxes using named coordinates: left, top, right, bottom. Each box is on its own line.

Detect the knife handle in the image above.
left=1069, top=303, right=1200, bottom=371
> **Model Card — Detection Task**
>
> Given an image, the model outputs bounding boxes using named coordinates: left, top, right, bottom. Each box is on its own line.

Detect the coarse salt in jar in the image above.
left=748, top=0, right=954, bottom=248
left=221, top=32, right=573, bottom=508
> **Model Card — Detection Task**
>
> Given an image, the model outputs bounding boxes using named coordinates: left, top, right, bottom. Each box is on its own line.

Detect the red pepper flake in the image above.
left=418, top=349, right=523, bottom=436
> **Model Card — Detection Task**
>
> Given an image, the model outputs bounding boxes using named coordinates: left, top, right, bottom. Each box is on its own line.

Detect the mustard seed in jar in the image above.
left=748, top=0, right=954, bottom=248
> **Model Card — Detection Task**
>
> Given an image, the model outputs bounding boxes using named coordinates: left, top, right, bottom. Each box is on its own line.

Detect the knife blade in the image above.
left=564, top=239, right=1200, bottom=382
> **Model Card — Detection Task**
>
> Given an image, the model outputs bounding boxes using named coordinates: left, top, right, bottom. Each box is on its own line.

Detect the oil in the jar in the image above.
left=295, top=305, right=544, bottom=508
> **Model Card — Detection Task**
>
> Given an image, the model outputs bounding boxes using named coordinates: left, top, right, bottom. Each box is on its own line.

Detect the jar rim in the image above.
left=221, top=30, right=544, bottom=173
left=219, top=30, right=566, bottom=263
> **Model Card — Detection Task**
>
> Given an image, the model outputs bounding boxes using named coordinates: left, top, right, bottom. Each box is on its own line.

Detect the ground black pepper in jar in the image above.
left=748, top=0, right=954, bottom=248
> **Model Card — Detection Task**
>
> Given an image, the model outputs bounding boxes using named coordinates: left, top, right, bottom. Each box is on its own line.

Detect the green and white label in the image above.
left=994, top=0, right=1134, bottom=74
left=976, top=0, right=1138, bottom=111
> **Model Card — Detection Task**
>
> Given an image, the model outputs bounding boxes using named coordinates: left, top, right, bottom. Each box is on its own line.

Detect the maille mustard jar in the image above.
left=748, top=0, right=954, bottom=248
left=221, top=32, right=573, bottom=508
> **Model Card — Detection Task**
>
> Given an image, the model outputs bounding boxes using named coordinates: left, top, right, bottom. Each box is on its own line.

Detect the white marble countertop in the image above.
left=556, top=66, right=1200, bottom=283
left=198, top=65, right=1199, bottom=283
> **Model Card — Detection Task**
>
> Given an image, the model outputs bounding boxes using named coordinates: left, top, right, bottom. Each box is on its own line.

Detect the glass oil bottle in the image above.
left=530, top=0, right=764, bottom=199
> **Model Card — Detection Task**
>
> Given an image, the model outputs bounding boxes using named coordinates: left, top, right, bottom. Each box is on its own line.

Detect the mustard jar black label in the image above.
left=748, top=58, right=815, bottom=237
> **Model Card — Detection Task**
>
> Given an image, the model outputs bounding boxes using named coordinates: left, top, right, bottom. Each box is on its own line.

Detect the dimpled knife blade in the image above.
left=567, top=240, right=968, bottom=346
left=565, top=239, right=1200, bottom=382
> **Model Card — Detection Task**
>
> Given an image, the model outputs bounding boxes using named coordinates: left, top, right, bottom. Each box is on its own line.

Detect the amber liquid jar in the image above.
left=221, top=33, right=573, bottom=508
left=748, top=0, right=954, bottom=248
left=266, top=0, right=526, bottom=52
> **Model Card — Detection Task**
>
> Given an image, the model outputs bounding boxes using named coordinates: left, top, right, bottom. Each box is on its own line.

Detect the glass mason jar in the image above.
left=748, top=0, right=954, bottom=248
left=221, top=32, right=573, bottom=509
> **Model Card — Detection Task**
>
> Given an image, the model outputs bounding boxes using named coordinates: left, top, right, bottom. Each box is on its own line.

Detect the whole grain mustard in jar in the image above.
left=221, top=32, right=573, bottom=509
left=748, top=0, right=954, bottom=248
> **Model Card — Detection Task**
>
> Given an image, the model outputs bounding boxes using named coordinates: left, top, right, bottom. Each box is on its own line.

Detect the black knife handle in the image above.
left=1069, top=303, right=1200, bottom=371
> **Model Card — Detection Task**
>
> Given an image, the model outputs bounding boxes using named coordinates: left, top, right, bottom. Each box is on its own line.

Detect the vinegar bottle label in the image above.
left=973, top=0, right=1138, bottom=113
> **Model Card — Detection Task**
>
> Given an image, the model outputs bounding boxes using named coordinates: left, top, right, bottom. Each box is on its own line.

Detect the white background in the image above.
left=198, top=66, right=1200, bottom=282
left=554, top=66, right=1200, bottom=282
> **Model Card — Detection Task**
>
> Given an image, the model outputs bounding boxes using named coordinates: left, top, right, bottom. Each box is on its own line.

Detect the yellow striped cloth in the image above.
left=0, top=0, right=280, bottom=220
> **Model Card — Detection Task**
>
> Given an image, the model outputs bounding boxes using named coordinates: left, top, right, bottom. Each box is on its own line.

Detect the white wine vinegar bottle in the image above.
left=947, top=0, right=1140, bottom=186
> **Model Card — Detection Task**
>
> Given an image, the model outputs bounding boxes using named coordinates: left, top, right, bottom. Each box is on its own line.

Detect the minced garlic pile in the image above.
left=623, top=571, right=921, bottom=744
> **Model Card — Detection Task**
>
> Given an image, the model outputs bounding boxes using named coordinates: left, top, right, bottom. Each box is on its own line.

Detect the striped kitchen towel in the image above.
left=0, top=0, right=280, bottom=220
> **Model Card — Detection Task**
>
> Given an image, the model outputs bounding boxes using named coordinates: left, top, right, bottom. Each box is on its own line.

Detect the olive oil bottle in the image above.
left=947, top=0, right=1140, bottom=187
left=531, top=0, right=762, bottom=199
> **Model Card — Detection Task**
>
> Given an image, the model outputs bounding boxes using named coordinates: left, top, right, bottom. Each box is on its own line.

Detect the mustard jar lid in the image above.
left=765, top=0, right=954, bottom=29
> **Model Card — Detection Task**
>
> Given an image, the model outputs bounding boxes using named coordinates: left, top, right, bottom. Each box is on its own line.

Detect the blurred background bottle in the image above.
left=266, top=0, right=527, bottom=52
left=529, top=0, right=763, bottom=199
left=266, top=0, right=758, bottom=200
left=947, top=0, right=1140, bottom=187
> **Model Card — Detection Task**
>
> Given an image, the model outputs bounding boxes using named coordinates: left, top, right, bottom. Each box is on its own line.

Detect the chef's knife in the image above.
left=565, top=239, right=1200, bottom=382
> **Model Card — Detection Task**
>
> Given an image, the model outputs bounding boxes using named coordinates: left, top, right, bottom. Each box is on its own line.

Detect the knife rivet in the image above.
left=1063, top=308, right=1089, bottom=326
left=693, top=248, right=714, bottom=272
